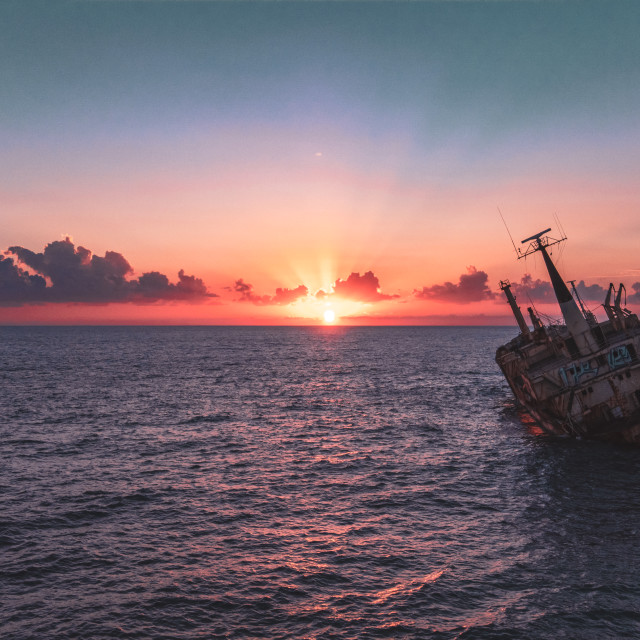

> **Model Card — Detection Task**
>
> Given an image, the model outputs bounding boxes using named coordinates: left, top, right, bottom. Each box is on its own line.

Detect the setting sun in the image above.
left=323, top=309, right=336, bottom=324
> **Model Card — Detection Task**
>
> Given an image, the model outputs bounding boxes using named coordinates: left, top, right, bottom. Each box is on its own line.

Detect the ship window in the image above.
left=565, top=337, right=580, bottom=359
left=591, top=326, right=607, bottom=349
left=634, top=390, right=640, bottom=407
left=628, top=344, right=638, bottom=362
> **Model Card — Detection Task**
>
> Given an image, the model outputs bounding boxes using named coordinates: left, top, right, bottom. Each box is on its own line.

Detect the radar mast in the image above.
left=518, top=228, right=598, bottom=354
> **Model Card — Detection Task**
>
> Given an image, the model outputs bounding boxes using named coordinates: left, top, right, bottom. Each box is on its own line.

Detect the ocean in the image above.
left=1, top=326, right=639, bottom=639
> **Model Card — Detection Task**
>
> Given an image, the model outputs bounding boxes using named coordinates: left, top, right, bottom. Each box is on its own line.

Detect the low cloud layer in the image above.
left=233, top=270, right=395, bottom=305
left=512, top=275, right=610, bottom=304
left=414, top=267, right=495, bottom=304
left=321, top=271, right=397, bottom=302
left=6, top=239, right=633, bottom=319
left=1, top=238, right=214, bottom=306
left=0, top=255, right=47, bottom=304
left=510, top=274, right=555, bottom=303
left=574, top=280, right=608, bottom=302
left=232, top=279, right=308, bottom=305
left=333, top=271, right=397, bottom=302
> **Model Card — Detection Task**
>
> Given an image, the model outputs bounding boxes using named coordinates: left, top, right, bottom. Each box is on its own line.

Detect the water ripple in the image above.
left=1, top=327, right=640, bottom=639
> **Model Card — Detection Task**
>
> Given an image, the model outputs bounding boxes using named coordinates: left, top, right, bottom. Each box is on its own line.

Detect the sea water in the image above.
left=1, top=326, right=639, bottom=639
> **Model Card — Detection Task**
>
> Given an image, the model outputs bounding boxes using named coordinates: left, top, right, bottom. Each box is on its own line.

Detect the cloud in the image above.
left=272, top=285, right=308, bottom=305
left=2, top=238, right=215, bottom=306
left=0, top=255, right=47, bottom=304
left=233, top=279, right=308, bottom=305
left=510, top=275, right=608, bottom=304
left=135, top=269, right=210, bottom=300
left=232, top=271, right=396, bottom=306
left=625, top=283, right=640, bottom=305
left=414, top=266, right=495, bottom=304
left=573, top=280, right=608, bottom=302
left=331, top=271, right=397, bottom=302
left=510, top=273, right=555, bottom=303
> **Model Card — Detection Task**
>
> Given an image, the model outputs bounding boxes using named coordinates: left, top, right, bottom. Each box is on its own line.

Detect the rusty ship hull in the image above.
left=497, top=319, right=640, bottom=443
left=496, top=228, right=640, bottom=444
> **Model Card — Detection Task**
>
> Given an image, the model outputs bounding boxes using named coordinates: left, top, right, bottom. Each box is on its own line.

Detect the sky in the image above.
left=2, top=0, right=640, bottom=325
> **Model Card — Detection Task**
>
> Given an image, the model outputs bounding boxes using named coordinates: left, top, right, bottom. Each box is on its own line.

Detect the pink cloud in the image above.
left=331, top=271, right=397, bottom=302
left=415, top=266, right=495, bottom=304
left=232, top=279, right=308, bottom=305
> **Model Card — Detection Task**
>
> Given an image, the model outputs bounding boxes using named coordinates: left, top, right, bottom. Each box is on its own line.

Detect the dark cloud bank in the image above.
left=232, top=279, right=309, bottom=306
left=6, top=238, right=635, bottom=312
left=415, top=267, right=495, bottom=304
left=1, top=238, right=214, bottom=306
left=413, top=267, right=639, bottom=308
left=232, top=270, right=398, bottom=306
left=511, top=275, right=640, bottom=305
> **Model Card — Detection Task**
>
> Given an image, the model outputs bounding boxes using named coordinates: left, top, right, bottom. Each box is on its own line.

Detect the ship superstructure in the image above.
left=496, top=229, right=640, bottom=443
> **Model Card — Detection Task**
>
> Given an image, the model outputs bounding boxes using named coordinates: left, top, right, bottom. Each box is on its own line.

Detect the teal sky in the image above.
left=4, top=1, right=639, bottom=168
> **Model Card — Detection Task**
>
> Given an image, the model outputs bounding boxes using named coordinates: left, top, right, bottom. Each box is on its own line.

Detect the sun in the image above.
left=323, top=309, right=336, bottom=324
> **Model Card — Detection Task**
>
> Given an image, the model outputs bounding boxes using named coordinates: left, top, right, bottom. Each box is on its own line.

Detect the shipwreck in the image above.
left=496, top=228, right=640, bottom=444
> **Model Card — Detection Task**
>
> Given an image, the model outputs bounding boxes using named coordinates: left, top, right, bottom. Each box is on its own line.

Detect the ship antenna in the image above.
left=498, top=207, right=520, bottom=258
left=553, top=212, right=568, bottom=242
left=518, top=228, right=566, bottom=259
left=552, top=213, right=568, bottom=263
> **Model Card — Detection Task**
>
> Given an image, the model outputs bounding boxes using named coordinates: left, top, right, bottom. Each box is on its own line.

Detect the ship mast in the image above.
left=499, top=280, right=530, bottom=335
left=519, top=229, right=598, bottom=354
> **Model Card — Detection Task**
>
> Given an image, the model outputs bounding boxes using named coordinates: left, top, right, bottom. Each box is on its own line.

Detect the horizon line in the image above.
left=0, top=322, right=517, bottom=327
